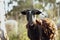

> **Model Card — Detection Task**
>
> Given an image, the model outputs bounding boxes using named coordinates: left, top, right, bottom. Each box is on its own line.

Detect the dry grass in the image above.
left=58, top=29, right=60, bottom=40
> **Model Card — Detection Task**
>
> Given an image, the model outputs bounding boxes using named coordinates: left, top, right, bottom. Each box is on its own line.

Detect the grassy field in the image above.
left=58, top=29, right=60, bottom=40
left=19, top=28, right=60, bottom=40
left=19, top=29, right=60, bottom=40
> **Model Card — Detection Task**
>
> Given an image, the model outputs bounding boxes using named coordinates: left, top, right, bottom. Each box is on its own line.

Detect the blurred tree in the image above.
left=5, top=0, right=34, bottom=20
left=38, top=0, right=57, bottom=18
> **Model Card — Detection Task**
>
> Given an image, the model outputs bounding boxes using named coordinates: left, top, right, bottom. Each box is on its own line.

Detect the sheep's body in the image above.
left=26, top=18, right=58, bottom=40
left=21, top=9, right=58, bottom=40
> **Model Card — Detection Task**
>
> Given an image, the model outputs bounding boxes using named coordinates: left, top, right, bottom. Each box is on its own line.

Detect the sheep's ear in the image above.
left=33, top=10, right=42, bottom=15
left=21, top=10, right=27, bottom=15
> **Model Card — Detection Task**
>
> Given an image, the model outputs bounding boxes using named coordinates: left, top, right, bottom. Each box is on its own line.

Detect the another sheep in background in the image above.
left=5, top=20, right=18, bottom=37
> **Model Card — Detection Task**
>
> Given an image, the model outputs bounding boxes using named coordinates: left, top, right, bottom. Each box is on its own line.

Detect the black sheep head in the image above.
left=21, top=9, right=42, bottom=25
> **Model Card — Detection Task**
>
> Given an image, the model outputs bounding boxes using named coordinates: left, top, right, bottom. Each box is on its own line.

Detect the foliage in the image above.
left=34, top=3, right=44, bottom=9
left=19, top=32, right=30, bottom=40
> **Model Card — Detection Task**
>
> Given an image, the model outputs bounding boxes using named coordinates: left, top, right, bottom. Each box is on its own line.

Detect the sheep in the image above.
left=21, top=9, right=58, bottom=40
left=5, top=20, right=18, bottom=37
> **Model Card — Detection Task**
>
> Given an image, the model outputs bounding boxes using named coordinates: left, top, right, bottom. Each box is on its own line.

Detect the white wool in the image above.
left=5, top=20, right=18, bottom=35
